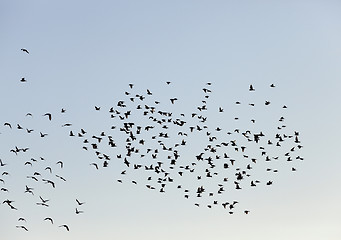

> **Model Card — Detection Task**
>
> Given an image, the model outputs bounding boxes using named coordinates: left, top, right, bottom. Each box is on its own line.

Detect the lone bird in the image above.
left=21, top=48, right=29, bottom=54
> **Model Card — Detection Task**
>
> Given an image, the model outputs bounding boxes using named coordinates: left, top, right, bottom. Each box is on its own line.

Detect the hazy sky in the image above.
left=1, top=1, right=341, bottom=239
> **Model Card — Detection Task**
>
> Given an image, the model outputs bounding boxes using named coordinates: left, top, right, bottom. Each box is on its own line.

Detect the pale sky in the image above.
left=1, top=1, right=341, bottom=239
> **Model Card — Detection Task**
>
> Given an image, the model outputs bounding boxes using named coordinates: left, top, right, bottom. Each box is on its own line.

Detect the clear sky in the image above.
left=1, top=1, right=341, bottom=239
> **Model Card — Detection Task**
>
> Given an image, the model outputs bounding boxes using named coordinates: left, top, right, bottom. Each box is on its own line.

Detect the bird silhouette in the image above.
left=16, top=225, right=28, bottom=231
left=43, top=113, right=52, bottom=121
left=20, top=48, right=29, bottom=54
left=59, top=224, right=70, bottom=231
left=44, top=217, right=53, bottom=224
left=76, top=199, right=85, bottom=205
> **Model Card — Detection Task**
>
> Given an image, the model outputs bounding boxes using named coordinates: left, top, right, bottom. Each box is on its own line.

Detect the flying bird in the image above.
left=44, top=217, right=53, bottom=224
left=21, top=48, right=29, bottom=54
left=59, top=224, right=70, bottom=231
left=16, top=225, right=28, bottom=231
left=76, top=199, right=85, bottom=205
left=43, top=113, right=52, bottom=121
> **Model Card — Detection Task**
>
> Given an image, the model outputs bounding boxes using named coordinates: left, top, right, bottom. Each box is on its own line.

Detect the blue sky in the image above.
left=1, top=1, right=341, bottom=239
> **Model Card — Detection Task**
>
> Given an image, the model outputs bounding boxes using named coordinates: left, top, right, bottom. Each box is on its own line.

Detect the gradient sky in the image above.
left=1, top=1, right=341, bottom=239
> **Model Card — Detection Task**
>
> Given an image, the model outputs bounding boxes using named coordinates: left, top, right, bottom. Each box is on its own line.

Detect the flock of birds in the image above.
left=0, top=48, right=303, bottom=232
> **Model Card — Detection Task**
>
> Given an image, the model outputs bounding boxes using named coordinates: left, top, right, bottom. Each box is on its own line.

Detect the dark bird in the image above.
left=39, top=196, right=49, bottom=203
left=76, top=199, right=85, bottom=206
left=21, top=48, right=29, bottom=54
left=56, top=161, right=63, bottom=168
left=249, top=84, right=255, bottom=91
left=43, top=113, right=52, bottom=121
left=270, top=83, right=275, bottom=87
left=20, top=77, right=27, bottom=82
left=75, top=208, right=84, bottom=214
left=44, top=217, right=53, bottom=224
left=26, top=128, right=34, bottom=133
left=90, top=163, right=98, bottom=169
left=59, top=225, right=70, bottom=231
left=170, top=98, right=178, bottom=104
left=45, top=167, right=52, bottom=173
left=36, top=202, right=49, bottom=207
left=16, top=225, right=28, bottom=231
left=0, top=159, right=7, bottom=167
left=42, top=179, right=55, bottom=188
left=40, top=132, right=48, bottom=137
left=56, top=175, right=66, bottom=181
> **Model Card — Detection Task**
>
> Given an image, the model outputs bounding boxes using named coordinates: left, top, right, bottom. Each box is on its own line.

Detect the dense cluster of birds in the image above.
left=0, top=48, right=304, bottom=232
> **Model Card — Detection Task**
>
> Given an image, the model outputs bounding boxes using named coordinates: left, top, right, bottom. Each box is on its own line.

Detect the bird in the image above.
left=56, top=161, right=64, bottom=168
left=44, top=217, right=53, bottom=224
left=16, top=225, right=28, bottom=231
left=0, top=159, right=7, bottom=167
left=76, top=199, right=85, bottom=205
left=40, top=132, right=48, bottom=137
left=59, top=225, right=70, bottom=231
left=39, top=196, right=49, bottom=203
left=21, top=48, right=29, bottom=54
left=75, top=208, right=84, bottom=214
left=20, top=77, right=27, bottom=82
left=249, top=84, right=255, bottom=91
left=43, top=113, right=52, bottom=121
left=170, top=98, right=178, bottom=104
left=42, top=179, right=55, bottom=188
left=90, top=163, right=98, bottom=169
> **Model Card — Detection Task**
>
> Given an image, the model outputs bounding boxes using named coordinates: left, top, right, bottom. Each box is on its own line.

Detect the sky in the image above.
left=1, top=0, right=341, bottom=239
